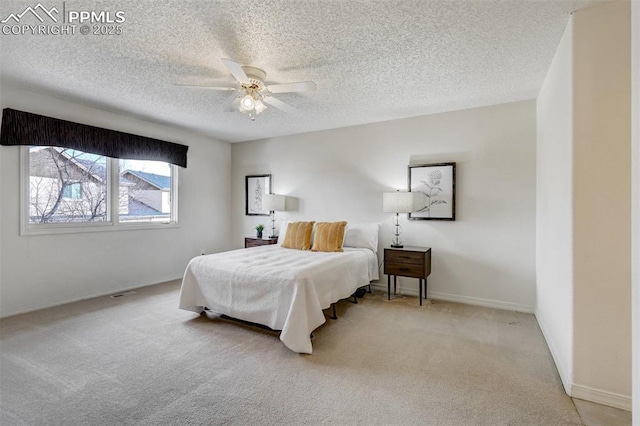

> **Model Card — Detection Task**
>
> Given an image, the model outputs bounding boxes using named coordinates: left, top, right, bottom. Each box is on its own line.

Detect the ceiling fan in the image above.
left=176, top=58, right=317, bottom=121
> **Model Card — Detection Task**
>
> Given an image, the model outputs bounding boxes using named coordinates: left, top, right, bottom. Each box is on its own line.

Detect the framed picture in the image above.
left=245, top=174, right=271, bottom=216
left=408, top=162, right=456, bottom=221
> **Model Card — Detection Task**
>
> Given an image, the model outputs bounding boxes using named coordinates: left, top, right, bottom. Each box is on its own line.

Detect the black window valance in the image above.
left=0, top=108, right=188, bottom=168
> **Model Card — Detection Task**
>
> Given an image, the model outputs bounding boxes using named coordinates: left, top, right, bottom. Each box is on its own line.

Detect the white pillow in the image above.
left=277, top=221, right=290, bottom=245
left=343, top=223, right=380, bottom=252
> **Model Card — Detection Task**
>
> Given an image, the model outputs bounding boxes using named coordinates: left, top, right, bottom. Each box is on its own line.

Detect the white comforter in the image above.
left=179, top=245, right=377, bottom=354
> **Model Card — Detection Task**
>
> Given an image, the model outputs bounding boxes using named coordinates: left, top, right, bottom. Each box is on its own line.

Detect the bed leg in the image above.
left=367, top=284, right=372, bottom=293
left=325, top=303, right=338, bottom=320
left=352, top=294, right=358, bottom=304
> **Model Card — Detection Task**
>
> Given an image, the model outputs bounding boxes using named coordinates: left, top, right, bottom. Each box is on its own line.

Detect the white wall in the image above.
left=535, top=18, right=574, bottom=393
left=631, top=0, right=639, bottom=422
left=0, top=85, right=232, bottom=317
left=572, top=0, right=631, bottom=405
left=536, top=0, right=632, bottom=410
left=232, top=101, right=537, bottom=312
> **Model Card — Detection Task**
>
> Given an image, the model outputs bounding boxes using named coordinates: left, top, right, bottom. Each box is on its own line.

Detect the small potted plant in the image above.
left=255, top=224, right=265, bottom=238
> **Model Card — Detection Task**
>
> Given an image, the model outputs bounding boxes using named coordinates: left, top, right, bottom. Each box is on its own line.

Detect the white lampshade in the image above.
left=263, top=194, right=286, bottom=212
left=382, top=191, right=420, bottom=213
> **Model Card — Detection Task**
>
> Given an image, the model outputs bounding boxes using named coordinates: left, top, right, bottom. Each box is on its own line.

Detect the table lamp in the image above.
left=382, top=191, right=420, bottom=248
left=263, top=194, right=286, bottom=239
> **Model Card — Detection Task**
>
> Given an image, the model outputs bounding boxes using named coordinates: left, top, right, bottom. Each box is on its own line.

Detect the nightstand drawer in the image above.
left=384, top=263, right=425, bottom=278
left=385, top=249, right=425, bottom=265
left=245, top=237, right=278, bottom=248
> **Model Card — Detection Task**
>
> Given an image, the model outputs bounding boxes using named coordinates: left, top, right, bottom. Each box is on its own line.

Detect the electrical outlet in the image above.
left=200, top=249, right=205, bottom=256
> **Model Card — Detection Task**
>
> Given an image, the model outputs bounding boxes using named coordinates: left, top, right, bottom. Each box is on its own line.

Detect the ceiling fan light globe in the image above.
left=240, top=94, right=255, bottom=111
left=255, top=100, right=267, bottom=114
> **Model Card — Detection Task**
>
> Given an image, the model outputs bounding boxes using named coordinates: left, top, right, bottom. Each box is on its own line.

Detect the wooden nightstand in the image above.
left=384, top=246, right=432, bottom=306
left=244, top=237, right=278, bottom=248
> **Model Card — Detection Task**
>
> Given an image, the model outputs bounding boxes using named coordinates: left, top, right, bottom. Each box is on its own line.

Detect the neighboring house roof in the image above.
left=31, top=148, right=167, bottom=189
left=30, top=147, right=105, bottom=184
left=121, top=170, right=170, bottom=190
left=124, top=196, right=162, bottom=216
left=61, top=155, right=136, bottom=186
left=76, top=158, right=107, bottom=181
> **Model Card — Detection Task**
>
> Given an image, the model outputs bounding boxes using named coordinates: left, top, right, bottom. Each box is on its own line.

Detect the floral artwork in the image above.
left=409, top=163, right=456, bottom=220
left=254, top=179, right=263, bottom=211
left=245, top=174, right=271, bottom=216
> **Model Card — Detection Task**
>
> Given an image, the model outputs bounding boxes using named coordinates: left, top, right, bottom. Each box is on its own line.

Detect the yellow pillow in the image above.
left=311, top=221, right=348, bottom=252
left=282, top=221, right=315, bottom=250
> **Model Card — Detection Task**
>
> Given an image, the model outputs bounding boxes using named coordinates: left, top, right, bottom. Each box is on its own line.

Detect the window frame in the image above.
left=20, top=146, right=179, bottom=236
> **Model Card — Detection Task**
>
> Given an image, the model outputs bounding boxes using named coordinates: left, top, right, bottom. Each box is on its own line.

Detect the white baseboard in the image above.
left=428, top=291, right=534, bottom=313
left=0, top=276, right=182, bottom=319
left=572, top=384, right=632, bottom=412
left=535, top=310, right=572, bottom=394
left=535, top=312, right=632, bottom=411
left=370, top=282, right=534, bottom=313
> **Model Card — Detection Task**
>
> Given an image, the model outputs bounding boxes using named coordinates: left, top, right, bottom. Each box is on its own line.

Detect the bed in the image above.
left=179, top=224, right=379, bottom=354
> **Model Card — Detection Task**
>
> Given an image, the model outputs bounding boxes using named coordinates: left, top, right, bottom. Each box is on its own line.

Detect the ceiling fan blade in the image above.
left=263, top=96, right=298, bottom=113
left=221, top=58, right=250, bottom=84
left=267, top=81, right=316, bottom=93
left=174, top=84, right=236, bottom=91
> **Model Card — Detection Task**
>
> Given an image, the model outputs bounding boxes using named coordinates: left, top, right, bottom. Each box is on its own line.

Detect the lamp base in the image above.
left=269, top=236, right=278, bottom=239
left=390, top=244, right=404, bottom=248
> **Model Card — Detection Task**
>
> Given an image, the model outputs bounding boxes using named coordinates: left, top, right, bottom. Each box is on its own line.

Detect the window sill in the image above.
left=20, top=221, right=180, bottom=236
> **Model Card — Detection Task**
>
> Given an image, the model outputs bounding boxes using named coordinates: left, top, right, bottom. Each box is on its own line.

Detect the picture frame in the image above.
left=408, top=162, right=456, bottom=221
left=245, top=174, right=272, bottom=216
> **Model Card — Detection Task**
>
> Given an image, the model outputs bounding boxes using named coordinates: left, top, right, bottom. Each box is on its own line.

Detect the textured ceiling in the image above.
left=0, top=0, right=604, bottom=143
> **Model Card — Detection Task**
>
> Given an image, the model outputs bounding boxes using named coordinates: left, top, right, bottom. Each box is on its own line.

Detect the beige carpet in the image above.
left=0, top=280, right=582, bottom=425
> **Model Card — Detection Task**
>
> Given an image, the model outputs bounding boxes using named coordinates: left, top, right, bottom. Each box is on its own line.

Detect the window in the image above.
left=28, top=147, right=107, bottom=223
left=118, top=159, right=173, bottom=223
left=62, top=183, right=83, bottom=200
left=24, top=146, right=178, bottom=233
